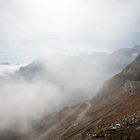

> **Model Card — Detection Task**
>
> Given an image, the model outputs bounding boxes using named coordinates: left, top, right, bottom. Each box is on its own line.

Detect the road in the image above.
left=76, top=101, right=91, bottom=123
left=63, top=81, right=134, bottom=140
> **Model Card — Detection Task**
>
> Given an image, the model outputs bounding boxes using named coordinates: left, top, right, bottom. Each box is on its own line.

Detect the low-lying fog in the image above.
left=0, top=50, right=138, bottom=133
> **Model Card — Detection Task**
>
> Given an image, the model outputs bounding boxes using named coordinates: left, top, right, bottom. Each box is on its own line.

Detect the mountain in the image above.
left=17, top=45, right=140, bottom=80
left=23, top=54, right=140, bottom=140
left=96, top=54, right=140, bottom=99
left=0, top=63, right=10, bottom=65
left=0, top=45, right=140, bottom=140
left=15, top=45, right=140, bottom=100
left=17, top=59, right=57, bottom=83
left=106, top=44, right=140, bottom=72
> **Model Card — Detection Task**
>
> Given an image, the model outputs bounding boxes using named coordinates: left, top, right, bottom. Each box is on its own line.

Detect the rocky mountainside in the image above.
left=95, top=54, right=140, bottom=100
left=0, top=46, right=140, bottom=140
left=16, top=54, right=140, bottom=140
left=1, top=52, right=137, bottom=140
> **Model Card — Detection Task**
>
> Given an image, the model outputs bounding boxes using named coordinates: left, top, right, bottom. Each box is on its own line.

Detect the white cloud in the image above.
left=0, top=0, right=140, bottom=62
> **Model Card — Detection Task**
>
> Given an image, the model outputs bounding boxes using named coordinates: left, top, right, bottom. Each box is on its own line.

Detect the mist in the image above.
left=0, top=53, right=112, bottom=133
left=0, top=0, right=140, bottom=136
left=0, top=64, right=21, bottom=76
left=0, top=46, right=139, bottom=134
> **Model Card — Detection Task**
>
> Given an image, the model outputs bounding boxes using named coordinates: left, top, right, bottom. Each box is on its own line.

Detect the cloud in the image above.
left=0, top=0, right=140, bottom=62
left=0, top=64, right=21, bottom=76
left=0, top=77, right=64, bottom=132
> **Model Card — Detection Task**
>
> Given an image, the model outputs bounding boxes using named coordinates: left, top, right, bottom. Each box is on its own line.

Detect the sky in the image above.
left=0, top=0, right=140, bottom=64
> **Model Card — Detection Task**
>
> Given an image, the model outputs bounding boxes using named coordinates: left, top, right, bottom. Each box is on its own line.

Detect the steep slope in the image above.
left=0, top=46, right=140, bottom=140
left=65, top=55, right=140, bottom=140
left=27, top=54, right=140, bottom=140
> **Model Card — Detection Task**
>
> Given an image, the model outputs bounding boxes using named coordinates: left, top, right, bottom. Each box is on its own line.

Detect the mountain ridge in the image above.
left=24, top=54, right=140, bottom=140
left=0, top=46, right=140, bottom=140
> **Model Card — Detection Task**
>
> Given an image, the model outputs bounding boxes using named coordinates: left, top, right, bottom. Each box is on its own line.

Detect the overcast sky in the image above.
left=0, top=0, right=140, bottom=64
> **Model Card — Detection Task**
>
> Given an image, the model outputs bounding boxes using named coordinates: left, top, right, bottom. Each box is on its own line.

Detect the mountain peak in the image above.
left=133, top=44, right=140, bottom=50
left=122, top=54, right=140, bottom=81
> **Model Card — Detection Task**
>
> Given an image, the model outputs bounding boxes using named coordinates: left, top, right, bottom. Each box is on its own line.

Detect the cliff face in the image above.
left=122, top=55, right=140, bottom=81
left=96, top=54, right=140, bottom=99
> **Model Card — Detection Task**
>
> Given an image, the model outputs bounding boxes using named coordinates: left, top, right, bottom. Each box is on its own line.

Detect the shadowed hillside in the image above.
left=0, top=50, right=140, bottom=140
left=22, top=55, right=140, bottom=140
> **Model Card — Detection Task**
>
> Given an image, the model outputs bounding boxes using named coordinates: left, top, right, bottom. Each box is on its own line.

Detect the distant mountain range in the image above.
left=16, top=45, right=140, bottom=100
left=106, top=45, right=140, bottom=72
left=0, top=45, right=140, bottom=104
left=0, top=62, right=10, bottom=65
left=0, top=45, right=140, bottom=105
left=18, top=45, right=140, bottom=78
left=18, top=44, right=140, bottom=79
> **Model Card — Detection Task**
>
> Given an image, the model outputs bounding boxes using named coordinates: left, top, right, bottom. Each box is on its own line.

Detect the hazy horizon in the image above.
left=0, top=0, right=140, bottom=64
